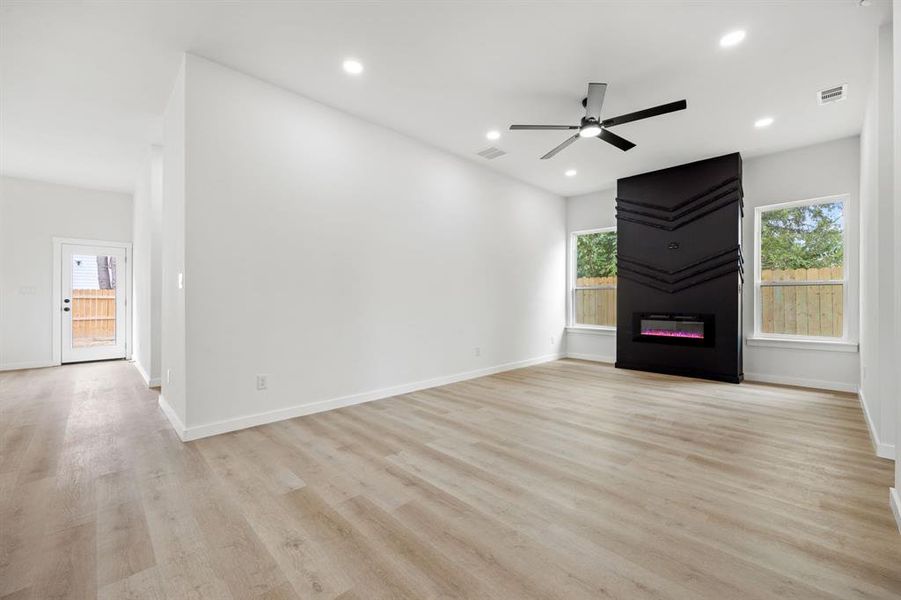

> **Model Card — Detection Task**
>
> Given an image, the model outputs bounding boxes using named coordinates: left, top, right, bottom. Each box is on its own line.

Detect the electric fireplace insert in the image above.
left=633, top=313, right=715, bottom=347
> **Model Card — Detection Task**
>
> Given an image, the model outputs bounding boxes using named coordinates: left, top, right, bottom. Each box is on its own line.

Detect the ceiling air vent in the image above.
left=477, top=146, right=507, bottom=160
left=818, top=84, right=847, bottom=105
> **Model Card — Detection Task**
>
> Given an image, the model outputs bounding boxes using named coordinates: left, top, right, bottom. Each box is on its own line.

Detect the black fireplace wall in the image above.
left=615, top=153, right=744, bottom=383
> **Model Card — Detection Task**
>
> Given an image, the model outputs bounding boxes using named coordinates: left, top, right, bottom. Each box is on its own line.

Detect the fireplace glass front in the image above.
left=634, top=313, right=714, bottom=346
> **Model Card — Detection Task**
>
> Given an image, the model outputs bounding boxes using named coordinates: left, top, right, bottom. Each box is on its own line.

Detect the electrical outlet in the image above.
left=177, top=272, right=184, bottom=289
left=166, top=369, right=172, bottom=384
left=256, top=374, right=268, bottom=390
left=550, top=336, right=555, bottom=345
left=474, top=347, right=481, bottom=357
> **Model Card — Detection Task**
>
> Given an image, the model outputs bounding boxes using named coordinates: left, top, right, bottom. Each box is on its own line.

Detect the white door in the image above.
left=61, top=244, right=127, bottom=363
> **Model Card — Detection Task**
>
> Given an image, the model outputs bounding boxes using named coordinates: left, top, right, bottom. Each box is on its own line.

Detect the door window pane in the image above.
left=71, top=255, right=117, bottom=348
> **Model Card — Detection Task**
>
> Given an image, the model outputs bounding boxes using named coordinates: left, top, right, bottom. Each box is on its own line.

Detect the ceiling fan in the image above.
left=510, top=83, right=687, bottom=159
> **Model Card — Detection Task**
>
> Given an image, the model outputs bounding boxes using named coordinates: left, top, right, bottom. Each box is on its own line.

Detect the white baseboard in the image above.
left=0, top=360, right=59, bottom=372
left=743, top=371, right=858, bottom=393
left=858, top=390, right=895, bottom=459
left=132, top=360, right=161, bottom=388
left=179, top=352, right=564, bottom=442
left=566, top=352, right=616, bottom=364
left=133, top=361, right=150, bottom=385
left=158, top=393, right=187, bottom=441
left=891, top=488, right=901, bottom=534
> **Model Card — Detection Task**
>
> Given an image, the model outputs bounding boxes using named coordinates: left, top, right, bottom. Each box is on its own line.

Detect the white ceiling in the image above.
left=0, top=1, right=891, bottom=196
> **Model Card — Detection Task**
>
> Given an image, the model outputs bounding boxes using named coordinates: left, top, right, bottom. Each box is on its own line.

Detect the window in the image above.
left=571, top=228, right=617, bottom=328
left=754, top=196, right=848, bottom=340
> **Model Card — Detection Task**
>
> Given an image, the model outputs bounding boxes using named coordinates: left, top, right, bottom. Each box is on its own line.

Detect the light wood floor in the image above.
left=1, top=359, right=899, bottom=599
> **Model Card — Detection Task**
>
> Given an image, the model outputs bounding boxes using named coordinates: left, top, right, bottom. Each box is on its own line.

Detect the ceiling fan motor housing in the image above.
left=579, top=117, right=602, bottom=137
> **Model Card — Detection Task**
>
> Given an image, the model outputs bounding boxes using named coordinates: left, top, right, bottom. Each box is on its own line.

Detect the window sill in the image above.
left=566, top=326, right=616, bottom=336
left=745, top=336, right=858, bottom=353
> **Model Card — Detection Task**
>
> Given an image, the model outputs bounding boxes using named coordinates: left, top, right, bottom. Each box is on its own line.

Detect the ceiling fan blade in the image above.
left=584, top=83, right=607, bottom=119
left=601, top=99, right=687, bottom=128
left=510, top=124, right=579, bottom=130
left=598, top=128, right=636, bottom=152
left=540, top=134, right=579, bottom=160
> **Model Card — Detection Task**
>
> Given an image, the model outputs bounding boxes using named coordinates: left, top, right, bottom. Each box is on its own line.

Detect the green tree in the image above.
left=760, top=202, right=843, bottom=270
left=577, top=231, right=617, bottom=277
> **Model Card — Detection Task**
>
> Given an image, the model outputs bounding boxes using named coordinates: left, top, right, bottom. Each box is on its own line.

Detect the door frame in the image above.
left=52, top=237, right=132, bottom=366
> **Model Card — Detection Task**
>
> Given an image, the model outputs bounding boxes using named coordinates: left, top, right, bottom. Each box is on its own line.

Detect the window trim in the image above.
left=569, top=227, right=617, bottom=330
left=753, top=194, right=851, bottom=343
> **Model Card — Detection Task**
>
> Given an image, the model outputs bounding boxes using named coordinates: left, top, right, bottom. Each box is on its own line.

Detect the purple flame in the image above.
left=641, top=329, right=704, bottom=339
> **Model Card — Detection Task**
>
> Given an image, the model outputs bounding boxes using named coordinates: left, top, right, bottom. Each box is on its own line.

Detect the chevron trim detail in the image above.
left=616, top=176, right=743, bottom=212
left=615, top=176, right=744, bottom=231
left=618, top=262, right=743, bottom=294
left=616, top=246, right=744, bottom=293
left=617, top=246, right=744, bottom=276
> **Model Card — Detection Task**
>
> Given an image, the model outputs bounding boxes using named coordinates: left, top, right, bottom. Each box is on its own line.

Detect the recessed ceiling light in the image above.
left=565, top=169, right=577, bottom=177
left=342, top=59, right=364, bottom=75
left=858, top=0, right=871, bottom=6
left=754, top=116, right=774, bottom=128
left=719, top=30, right=746, bottom=48
left=486, top=130, right=501, bottom=141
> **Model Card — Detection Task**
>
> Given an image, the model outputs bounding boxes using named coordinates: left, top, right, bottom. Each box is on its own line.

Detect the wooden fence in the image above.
left=71, top=289, right=116, bottom=347
left=574, top=267, right=843, bottom=336
left=574, top=277, right=617, bottom=327
left=760, top=266, right=843, bottom=337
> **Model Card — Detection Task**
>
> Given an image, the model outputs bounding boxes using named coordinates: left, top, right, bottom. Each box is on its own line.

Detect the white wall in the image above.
left=132, top=146, right=163, bottom=386
left=742, top=137, right=861, bottom=391
left=565, top=188, right=617, bottom=362
left=892, top=0, right=901, bottom=517
left=161, top=55, right=565, bottom=439
left=563, top=137, right=862, bottom=393
left=0, top=176, right=132, bottom=370
left=159, top=58, right=187, bottom=428
left=860, top=23, right=896, bottom=460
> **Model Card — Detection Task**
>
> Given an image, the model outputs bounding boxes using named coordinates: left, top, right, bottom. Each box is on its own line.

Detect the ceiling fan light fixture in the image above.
left=579, top=123, right=602, bottom=138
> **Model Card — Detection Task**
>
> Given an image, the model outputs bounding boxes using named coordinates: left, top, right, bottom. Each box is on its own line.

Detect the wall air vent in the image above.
left=817, top=84, right=847, bottom=105
left=477, top=146, right=507, bottom=160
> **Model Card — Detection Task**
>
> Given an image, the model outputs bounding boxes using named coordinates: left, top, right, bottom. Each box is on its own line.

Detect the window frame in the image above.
left=753, top=194, right=850, bottom=342
left=569, top=226, right=617, bottom=330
